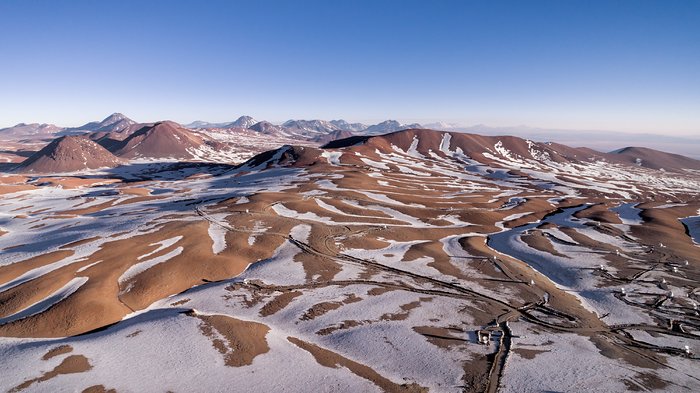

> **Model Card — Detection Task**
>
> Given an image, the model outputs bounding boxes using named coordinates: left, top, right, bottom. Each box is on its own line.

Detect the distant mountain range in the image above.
left=68, top=112, right=137, bottom=133
left=0, top=122, right=63, bottom=139
left=0, top=114, right=421, bottom=143
left=0, top=113, right=138, bottom=140
left=4, top=115, right=699, bottom=161
left=187, top=117, right=420, bottom=136
left=185, top=116, right=257, bottom=130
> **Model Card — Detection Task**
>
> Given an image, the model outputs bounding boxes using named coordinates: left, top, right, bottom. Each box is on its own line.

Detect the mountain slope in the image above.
left=112, top=121, right=204, bottom=159
left=227, top=115, right=257, bottom=129
left=318, top=128, right=700, bottom=199
left=608, top=146, right=700, bottom=172
left=14, top=135, right=122, bottom=173
left=327, top=128, right=601, bottom=164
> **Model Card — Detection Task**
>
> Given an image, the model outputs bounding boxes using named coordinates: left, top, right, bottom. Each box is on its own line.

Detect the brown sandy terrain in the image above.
left=0, top=184, right=35, bottom=195
left=1, top=128, right=699, bottom=391
left=191, top=312, right=270, bottom=367
left=41, top=345, right=73, bottom=360
left=288, top=337, right=428, bottom=393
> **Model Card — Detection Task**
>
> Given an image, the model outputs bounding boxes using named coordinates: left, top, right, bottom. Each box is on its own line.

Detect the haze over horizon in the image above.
left=1, top=0, right=699, bottom=136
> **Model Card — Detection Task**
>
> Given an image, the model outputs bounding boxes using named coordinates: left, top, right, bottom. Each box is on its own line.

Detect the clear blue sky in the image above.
left=1, top=0, right=698, bottom=134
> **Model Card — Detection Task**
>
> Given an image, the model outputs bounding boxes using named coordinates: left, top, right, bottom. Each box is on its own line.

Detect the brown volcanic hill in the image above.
left=319, top=129, right=700, bottom=185
left=14, top=135, right=123, bottom=173
left=245, top=128, right=602, bottom=171
left=111, top=121, right=204, bottom=159
left=239, top=145, right=326, bottom=170
left=340, top=129, right=700, bottom=172
left=607, top=146, right=700, bottom=172
left=326, top=128, right=604, bottom=166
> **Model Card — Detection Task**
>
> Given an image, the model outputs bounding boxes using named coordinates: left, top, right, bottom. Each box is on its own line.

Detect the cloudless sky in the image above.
left=1, top=0, right=699, bottom=135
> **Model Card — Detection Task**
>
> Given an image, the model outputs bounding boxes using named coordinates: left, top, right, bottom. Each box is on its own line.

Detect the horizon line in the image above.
left=3, top=113, right=700, bottom=139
